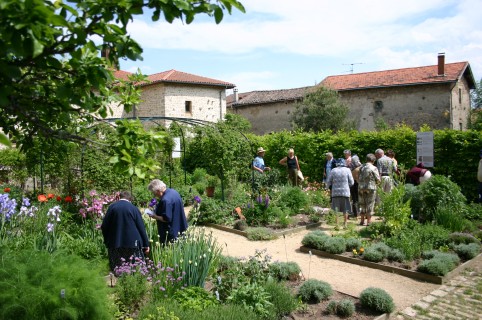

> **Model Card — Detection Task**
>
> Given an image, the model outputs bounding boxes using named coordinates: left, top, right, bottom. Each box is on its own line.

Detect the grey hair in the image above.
left=148, top=179, right=167, bottom=193
left=343, top=149, right=351, bottom=155
left=119, top=190, right=133, bottom=201
left=375, top=148, right=384, bottom=155
left=351, top=155, right=362, bottom=167
left=366, top=153, right=376, bottom=163
left=326, top=152, right=333, bottom=157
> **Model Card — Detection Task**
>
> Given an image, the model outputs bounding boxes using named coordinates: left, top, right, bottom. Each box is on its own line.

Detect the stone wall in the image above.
left=230, top=100, right=296, bottom=135
left=113, top=83, right=227, bottom=128
left=337, top=81, right=471, bottom=131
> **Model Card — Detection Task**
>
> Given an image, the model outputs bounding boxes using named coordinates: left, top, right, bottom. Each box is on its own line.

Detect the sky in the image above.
left=120, top=0, right=482, bottom=95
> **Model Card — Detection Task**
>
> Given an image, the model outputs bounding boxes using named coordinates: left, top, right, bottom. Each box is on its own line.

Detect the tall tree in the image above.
left=0, top=0, right=245, bottom=148
left=291, top=86, right=352, bottom=132
left=471, top=77, right=482, bottom=109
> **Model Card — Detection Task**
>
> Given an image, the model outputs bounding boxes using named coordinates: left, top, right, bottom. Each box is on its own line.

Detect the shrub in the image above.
left=301, top=230, right=330, bottom=250
left=116, top=268, right=148, bottom=308
left=360, top=287, right=395, bottom=314
left=298, top=279, right=333, bottom=303
left=386, top=248, right=405, bottom=262
left=449, top=232, right=481, bottom=245
left=323, top=237, right=347, bottom=254
left=278, top=186, right=310, bottom=214
left=268, top=261, right=301, bottom=281
left=418, top=251, right=460, bottom=276
left=0, top=248, right=112, bottom=320
left=462, top=202, right=482, bottom=221
left=363, top=247, right=384, bottom=263
left=337, top=299, right=356, bottom=317
left=370, top=242, right=391, bottom=256
left=264, top=280, right=298, bottom=319
left=419, top=175, right=466, bottom=222
left=452, top=243, right=481, bottom=260
left=227, top=282, right=273, bottom=318
left=345, top=238, right=362, bottom=251
left=173, top=286, right=218, bottom=311
left=246, top=227, right=278, bottom=241
left=326, top=299, right=355, bottom=317
left=138, top=300, right=261, bottom=320
left=217, top=255, right=241, bottom=272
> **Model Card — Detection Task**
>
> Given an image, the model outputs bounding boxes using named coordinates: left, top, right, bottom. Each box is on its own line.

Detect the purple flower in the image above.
left=149, top=198, right=157, bottom=208
left=22, top=197, right=31, bottom=207
left=194, top=196, right=201, bottom=204
left=257, top=195, right=262, bottom=204
left=47, top=223, right=54, bottom=232
left=264, top=195, right=270, bottom=208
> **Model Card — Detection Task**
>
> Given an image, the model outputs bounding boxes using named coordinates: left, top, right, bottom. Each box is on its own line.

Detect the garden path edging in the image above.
left=204, top=222, right=325, bottom=238
left=300, top=246, right=482, bottom=285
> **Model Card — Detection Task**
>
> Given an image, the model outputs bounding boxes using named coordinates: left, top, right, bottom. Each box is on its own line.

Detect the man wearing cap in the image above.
left=252, top=147, right=271, bottom=174
left=478, top=150, right=482, bottom=203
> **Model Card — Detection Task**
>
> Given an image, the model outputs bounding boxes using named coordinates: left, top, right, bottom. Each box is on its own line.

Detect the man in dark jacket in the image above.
left=147, top=179, right=188, bottom=244
left=101, top=191, right=150, bottom=272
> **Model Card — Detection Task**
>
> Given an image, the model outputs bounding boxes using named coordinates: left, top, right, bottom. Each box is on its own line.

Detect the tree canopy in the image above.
left=291, top=86, right=353, bottom=132
left=0, top=0, right=245, bottom=148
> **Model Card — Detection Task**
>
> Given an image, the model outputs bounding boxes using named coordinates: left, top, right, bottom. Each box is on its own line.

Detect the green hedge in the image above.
left=248, top=127, right=481, bottom=201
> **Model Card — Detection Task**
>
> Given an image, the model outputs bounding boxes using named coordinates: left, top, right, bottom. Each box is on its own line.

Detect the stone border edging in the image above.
left=205, top=221, right=324, bottom=238
left=300, top=246, right=482, bottom=285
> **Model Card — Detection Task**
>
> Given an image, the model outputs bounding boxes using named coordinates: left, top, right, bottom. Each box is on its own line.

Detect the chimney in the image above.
left=233, top=88, right=239, bottom=103
left=437, top=52, right=445, bottom=76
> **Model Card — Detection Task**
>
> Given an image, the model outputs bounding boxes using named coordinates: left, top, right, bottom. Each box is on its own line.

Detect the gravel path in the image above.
left=205, top=226, right=439, bottom=312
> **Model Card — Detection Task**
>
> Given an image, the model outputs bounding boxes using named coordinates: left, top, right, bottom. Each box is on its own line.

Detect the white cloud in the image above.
left=125, top=0, right=482, bottom=88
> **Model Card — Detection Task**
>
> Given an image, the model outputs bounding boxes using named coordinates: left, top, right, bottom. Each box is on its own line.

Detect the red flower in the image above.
left=64, top=196, right=73, bottom=203
left=56, top=196, right=62, bottom=201
left=38, top=194, right=48, bottom=202
left=3, top=187, right=11, bottom=193
left=47, top=193, right=55, bottom=199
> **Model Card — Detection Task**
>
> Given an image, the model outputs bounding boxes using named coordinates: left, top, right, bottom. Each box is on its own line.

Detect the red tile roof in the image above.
left=113, top=69, right=235, bottom=88
left=321, top=62, right=475, bottom=91
left=112, top=70, right=133, bottom=81
left=227, top=87, right=311, bottom=107
left=146, top=69, right=235, bottom=88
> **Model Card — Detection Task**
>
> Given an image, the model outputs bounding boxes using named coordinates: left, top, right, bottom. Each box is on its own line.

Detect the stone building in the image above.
left=228, top=54, right=475, bottom=133
left=321, top=54, right=476, bottom=131
left=227, top=87, right=310, bottom=135
left=110, top=69, right=235, bottom=127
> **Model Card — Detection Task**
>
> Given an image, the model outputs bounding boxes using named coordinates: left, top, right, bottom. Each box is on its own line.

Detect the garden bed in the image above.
left=204, top=214, right=326, bottom=238
left=285, top=281, right=383, bottom=320
left=300, top=246, right=482, bottom=284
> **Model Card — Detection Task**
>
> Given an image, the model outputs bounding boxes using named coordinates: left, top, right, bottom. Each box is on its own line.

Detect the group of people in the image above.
left=253, top=146, right=439, bottom=226
left=324, top=148, right=400, bottom=227
left=101, top=179, right=188, bottom=272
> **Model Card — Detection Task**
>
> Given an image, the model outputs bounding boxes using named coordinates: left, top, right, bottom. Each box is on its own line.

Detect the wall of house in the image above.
left=119, top=83, right=226, bottom=128
left=450, top=77, right=471, bottom=130
left=338, top=83, right=465, bottom=131
left=230, top=100, right=296, bottom=135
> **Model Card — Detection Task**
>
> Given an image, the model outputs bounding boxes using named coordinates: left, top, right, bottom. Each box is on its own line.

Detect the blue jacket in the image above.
left=101, top=199, right=149, bottom=249
left=155, top=188, right=188, bottom=243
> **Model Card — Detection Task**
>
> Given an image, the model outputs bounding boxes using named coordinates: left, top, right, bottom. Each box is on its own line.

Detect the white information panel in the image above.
left=172, top=137, right=181, bottom=159
left=416, top=132, right=434, bottom=167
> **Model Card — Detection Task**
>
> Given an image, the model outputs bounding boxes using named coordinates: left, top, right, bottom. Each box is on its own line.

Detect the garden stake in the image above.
left=308, top=250, right=312, bottom=279
left=224, top=242, right=229, bottom=256
left=283, top=234, right=288, bottom=262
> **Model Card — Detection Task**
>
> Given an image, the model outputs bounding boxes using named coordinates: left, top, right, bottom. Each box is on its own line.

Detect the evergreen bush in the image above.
left=418, top=251, right=460, bottom=276
left=363, top=247, right=385, bottom=263
left=298, top=279, right=333, bottom=303
left=263, top=280, right=299, bottom=319
left=386, top=248, right=405, bottom=262
left=452, top=243, right=481, bottom=260
left=360, top=287, right=395, bottom=314
left=246, top=227, right=278, bottom=241
left=449, top=232, right=481, bottom=245
left=323, top=237, right=347, bottom=254
left=345, top=237, right=362, bottom=251
left=301, top=230, right=330, bottom=250
left=268, top=261, right=301, bottom=281
left=337, top=299, right=356, bottom=317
